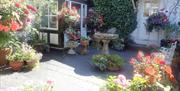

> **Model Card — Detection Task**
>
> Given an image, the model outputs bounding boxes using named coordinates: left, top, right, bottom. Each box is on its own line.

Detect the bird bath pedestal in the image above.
left=94, top=33, right=119, bottom=54
left=66, top=41, right=79, bottom=54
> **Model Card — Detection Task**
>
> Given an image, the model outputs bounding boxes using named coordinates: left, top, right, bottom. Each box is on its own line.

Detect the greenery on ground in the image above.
left=93, top=0, right=137, bottom=38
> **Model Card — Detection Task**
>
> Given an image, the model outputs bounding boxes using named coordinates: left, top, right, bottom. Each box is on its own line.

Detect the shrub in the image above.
left=92, top=54, right=124, bottom=71
left=93, top=0, right=137, bottom=38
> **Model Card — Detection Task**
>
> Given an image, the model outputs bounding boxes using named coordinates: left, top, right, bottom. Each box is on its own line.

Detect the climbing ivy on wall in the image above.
left=93, top=0, right=137, bottom=38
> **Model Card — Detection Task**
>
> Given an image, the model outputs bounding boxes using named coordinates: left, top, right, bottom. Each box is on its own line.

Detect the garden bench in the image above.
left=159, top=41, right=177, bottom=64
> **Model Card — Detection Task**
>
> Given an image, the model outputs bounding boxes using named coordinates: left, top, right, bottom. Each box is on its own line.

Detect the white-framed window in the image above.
left=40, top=1, right=58, bottom=30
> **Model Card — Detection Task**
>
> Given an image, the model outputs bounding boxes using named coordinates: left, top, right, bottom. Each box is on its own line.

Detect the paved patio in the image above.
left=0, top=47, right=137, bottom=91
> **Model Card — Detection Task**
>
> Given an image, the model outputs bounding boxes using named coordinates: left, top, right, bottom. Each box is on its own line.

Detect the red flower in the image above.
left=130, top=58, right=136, bottom=65
left=10, top=21, right=21, bottom=31
left=145, top=66, right=157, bottom=76
left=24, top=9, right=29, bottom=14
left=159, top=61, right=165, bottom=65
left=137, top=51, right=144, bottom=60
left=15, top=3, right=21, bottom=8
left=26, top=5, right=37, bottom=12
left=3, top=26, right=10, bottom=32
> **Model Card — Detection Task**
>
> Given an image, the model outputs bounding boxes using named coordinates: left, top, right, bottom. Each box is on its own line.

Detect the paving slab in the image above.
left=0, top=48, right=137, bottom=91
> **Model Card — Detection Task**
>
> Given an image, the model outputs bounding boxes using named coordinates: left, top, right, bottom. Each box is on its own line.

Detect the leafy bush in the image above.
left=92, top=54, right=124, bottom=71
left=93, top=0, right=137, bottom=38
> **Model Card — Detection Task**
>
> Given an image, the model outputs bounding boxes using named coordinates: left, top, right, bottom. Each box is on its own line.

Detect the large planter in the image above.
left=107, top=66, right=121, bottom=71
left=0, top=48, right=12, bottom=66
left=9, top=61, right=24, bottom=71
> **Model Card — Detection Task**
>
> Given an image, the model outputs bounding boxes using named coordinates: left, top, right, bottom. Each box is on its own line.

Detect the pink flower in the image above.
left=23, top=9, right=29, bottom=14
left=130, top=58, right=136, bottom=65
left=114, top=74, right=130, bottom=89
left=47, top=80, right=54, bottom=86
left=137, top=51, right=144, bottom=60
left=26, top=5, right=37, bottom=12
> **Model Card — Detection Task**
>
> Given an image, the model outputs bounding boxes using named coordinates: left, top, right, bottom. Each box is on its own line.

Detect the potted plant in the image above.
left=146, top=12, right=169, bottom=32
left=0, top=0, right=37, bottom=65
left=22, top=44, right=42, bottom=69
left=80, top=36, right=90, bottom=46
left=7, top=50, right=24, bottom=71
left=107, top=54, right=124, bottom=71
left=0, top=32, right=13, bottom=65
left=92, top=54, right=124, bottom=71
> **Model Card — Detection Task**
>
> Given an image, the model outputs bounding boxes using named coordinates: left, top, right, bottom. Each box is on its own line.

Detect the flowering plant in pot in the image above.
left=146, top=12, right=169, bottom=32
left=80, top=36, right=90, bottom=46
left=102, top=74, right=147, bottom=91
left=92, top=54, right=124, bottom=71
left=22, top=44, right=42, bottom=69
left=129, top=51, right=178, bottom=91
left=0, top=0, right=37, bottom=65
left=59, top=2, right=80, bottom=31
left=7, top=49, right=25, bottom=71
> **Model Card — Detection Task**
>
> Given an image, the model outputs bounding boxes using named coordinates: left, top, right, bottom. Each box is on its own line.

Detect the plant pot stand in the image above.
left=66, top=41, right=79, bottom=55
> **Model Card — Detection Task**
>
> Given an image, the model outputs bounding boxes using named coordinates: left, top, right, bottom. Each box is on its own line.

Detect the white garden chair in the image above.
left=160, top=41, right=177, bottom=65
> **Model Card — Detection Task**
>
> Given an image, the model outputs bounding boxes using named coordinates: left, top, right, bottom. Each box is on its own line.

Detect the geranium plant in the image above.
left=0, top=0, right=37, bottom=48
left=146, top=12, right=169, bottom=32
left=0, top=0, right=37, bottom=32
left=59, top=2, right=80, bottom=30
left=129, top=51, right=178, bottom=90
left=102, top=74, right=147, bottom=91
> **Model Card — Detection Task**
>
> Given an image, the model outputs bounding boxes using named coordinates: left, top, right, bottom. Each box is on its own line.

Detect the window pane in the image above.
left=41, top=16, right=48, bottom=28
left=49, top=16, right=57, bottom=29
left=42, top=4, right=49, bottom=15
left=49, top=2, right=58, bottom=15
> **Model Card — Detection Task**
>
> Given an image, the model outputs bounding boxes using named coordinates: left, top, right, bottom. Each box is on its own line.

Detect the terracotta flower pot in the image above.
left=27, top=60, right=37, bottom=68
left=0, top=48, right=12, bottom=66
left=80, top=40, right=89, bottom=46
left=9, top=61, right=24, bottom=71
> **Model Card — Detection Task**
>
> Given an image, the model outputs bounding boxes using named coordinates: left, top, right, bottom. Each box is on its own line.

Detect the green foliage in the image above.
left=163, top=23, right=179, bottom=39
left=92, top=54, right=124, bottom=71
left=93, top=0, right=137, bottom=38
left=0, top=32, right=12, bottom=49
left=92, top=54, right=108, bottom=71
left=7, top=49, right=24, bottom=62
left=103, top=75, right=147, bottom=91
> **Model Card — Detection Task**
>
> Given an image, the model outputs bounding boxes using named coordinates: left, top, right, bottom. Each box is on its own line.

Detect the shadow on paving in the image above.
left=40, top=47, right=137, bottom=79
left=0, top=47, right=137, bottom=80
